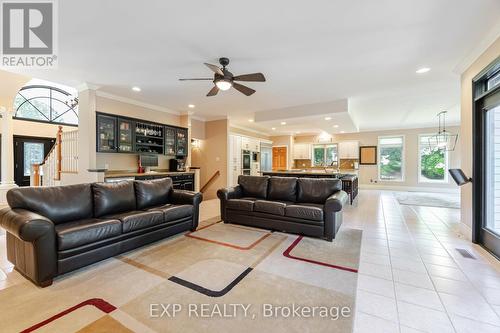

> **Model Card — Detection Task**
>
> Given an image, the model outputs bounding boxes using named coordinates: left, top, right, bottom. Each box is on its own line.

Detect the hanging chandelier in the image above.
left=428, top=111, right=458, bottom=151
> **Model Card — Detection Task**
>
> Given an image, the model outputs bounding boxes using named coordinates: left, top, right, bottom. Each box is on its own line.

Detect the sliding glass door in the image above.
left=473, top=60, right=500, bottom=258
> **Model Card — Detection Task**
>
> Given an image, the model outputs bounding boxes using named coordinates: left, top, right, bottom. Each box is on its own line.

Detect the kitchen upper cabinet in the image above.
left=339, top=141, right=359, bottom=159
left=97, top=114, right=117, bottom=152
left=250, top=139, right=260, bottom=152
left=164, top=126, right=176, bottom=156
left=293, top=143, right=311, bottom=159
left=117, top=118, right=134, bottom=153
left=175, top=128, right=188, bottom=156
left=241, top=137, right=251, bottom=150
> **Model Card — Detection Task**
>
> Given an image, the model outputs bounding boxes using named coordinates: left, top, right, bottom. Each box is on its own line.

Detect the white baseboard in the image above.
left=359, top=184, right=459, bottom=194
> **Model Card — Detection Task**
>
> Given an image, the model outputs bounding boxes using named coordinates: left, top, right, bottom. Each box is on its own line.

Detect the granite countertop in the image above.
left=262, top=169, right=358, bottom=176
left=105, top=170, right=194, bottom=178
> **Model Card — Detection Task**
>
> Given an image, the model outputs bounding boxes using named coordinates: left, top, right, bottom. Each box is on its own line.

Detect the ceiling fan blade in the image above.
left=232, top=82, right=256, bottom=96
left=206, top=86, right=219, bottom=97
left=233, top=73, right=266, bottom=82
left=204, top=63, right=224, bottom=76
left=179, top=78, right=213, bottom=81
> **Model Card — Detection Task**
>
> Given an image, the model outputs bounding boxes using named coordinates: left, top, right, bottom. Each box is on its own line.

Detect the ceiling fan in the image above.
left=179, top=57, right=266, bottom=96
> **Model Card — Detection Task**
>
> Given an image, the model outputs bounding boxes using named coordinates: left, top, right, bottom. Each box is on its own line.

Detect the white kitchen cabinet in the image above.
left=293, top=143, right=311, bottom=159
left=338, top=141, right=359, bottom=159
left=241, top=137, right=250, bottom=150
left=250, top=139, right=260, bottom=152
left=228, top=135, right=242, bottom=186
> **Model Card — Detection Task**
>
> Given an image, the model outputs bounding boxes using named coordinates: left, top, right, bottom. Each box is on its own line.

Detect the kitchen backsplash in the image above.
left=339, top=159, right=358, bottom=169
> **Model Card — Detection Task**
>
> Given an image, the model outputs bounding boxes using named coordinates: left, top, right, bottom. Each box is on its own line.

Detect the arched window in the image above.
left=14, top=83, right=78, bottom=126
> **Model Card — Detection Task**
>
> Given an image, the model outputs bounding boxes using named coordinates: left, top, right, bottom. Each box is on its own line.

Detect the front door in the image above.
left=13, top=136, right=55, bottom=186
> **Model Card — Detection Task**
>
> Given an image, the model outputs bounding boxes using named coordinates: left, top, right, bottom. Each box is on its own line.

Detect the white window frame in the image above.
left=312, top=143, right=338, bottom=167
left=418, top=134, right=449, bottom=184
left=378, top=135, right=405, bottom=182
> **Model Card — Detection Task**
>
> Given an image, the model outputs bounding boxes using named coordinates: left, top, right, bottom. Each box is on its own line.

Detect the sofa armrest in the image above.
left=217, top=185, right=243, bottom=201
left=324, top=190, right=348, bottom=213
left=0, top=207, right=57, bottom=286
left=170, top=190, right=203, bottom=206
left=170, top=190, right=203, bottom=231
left=0, top=208, right=55, bottom=242
left=217, top=186, right=243, bottom=222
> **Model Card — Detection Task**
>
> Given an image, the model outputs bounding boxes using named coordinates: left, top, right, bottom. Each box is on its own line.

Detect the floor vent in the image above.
left=456, top=248, right=476, bottom=259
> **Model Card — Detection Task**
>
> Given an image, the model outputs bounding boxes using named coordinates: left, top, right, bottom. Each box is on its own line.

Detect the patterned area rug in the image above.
left=1, top=217, right=362, bottom=333
left=395, top=192, right=460, bottom=209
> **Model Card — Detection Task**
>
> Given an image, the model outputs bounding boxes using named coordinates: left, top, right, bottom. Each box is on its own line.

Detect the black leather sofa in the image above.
left=0, top=178, right=202, bottom=287
left=217, top=176, right=348, bottom=241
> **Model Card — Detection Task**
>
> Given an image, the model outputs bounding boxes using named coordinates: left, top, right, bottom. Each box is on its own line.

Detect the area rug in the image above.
left=4, top=220, right=362, bottom=333
left=395, top=192, right=460, bottom=209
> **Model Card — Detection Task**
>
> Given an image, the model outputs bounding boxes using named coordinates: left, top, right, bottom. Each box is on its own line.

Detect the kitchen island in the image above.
left=262, top=170, right=358, bottom=204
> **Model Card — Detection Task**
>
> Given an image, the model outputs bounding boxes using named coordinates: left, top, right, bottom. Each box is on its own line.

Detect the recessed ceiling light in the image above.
left=325, top=117, right=332, bottom=121
left=340, top=131, right=345, bottom=133
left=281, top=122, right=286, bottom=125
left=248, top=119, right=254, bottom=122
left=333, top=125, right=339, bottom=128
left=132, top=86, right=141, bottom=92
left=188, top=104, right=195, bottom=108
left=416, top=67, right=430, bottom=74
left=271, top=127, right=276, bottom=130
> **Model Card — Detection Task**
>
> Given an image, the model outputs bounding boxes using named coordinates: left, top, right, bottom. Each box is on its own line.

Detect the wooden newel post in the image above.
left=56, top=126, right=63, bottom=181
left=32, top=164, right=40, bottom=186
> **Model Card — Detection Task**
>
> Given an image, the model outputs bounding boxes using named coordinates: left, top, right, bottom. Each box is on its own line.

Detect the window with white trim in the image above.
left=378, top=136, right=404, bottom=181
left=418, top=134, right=448, bottom=183
left=312, top=144, right=338, bottom=167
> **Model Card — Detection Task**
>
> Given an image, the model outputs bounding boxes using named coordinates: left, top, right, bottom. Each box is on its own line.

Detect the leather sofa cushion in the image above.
left=92, top=181, right=136, bottom=217
left=7, top=184, right=93, bottom=224
left=267, top=177, right=298, bottom=202
left=254, top=200, right=286, bottom=216
left=297, top=178, right=342, bottom=204
left=105, top=210, right=163, bottom=233
left=148, top=204, right=193, bottom=221
left=237, top=175, right=269, bottom=199
left=285, top=203, right=324, bottom=221
left=55, top=218, right=122, bottom=250
left=134, top=178, right=172, bottom=209
left=226, top=199, right=255, bottom=211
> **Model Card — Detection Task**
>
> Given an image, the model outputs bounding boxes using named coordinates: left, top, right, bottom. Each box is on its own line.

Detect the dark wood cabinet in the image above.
left=175, top=128, right=188, bottom=156
left=96, top=112, right=188, bottom=157
left=164, top=126, right=176, bottom=156
left=117, top=118, right=134, bottom=153
left=97, top=114, right=117, bottom=152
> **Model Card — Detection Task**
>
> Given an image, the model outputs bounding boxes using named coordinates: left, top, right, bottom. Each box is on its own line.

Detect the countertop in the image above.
left=105, top=170, right=194, bottom=178
left=262, top=169, right=358, bottom=176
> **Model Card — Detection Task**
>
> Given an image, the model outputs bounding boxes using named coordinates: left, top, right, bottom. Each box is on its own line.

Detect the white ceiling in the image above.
left=5, top=0, right=500, bottom=134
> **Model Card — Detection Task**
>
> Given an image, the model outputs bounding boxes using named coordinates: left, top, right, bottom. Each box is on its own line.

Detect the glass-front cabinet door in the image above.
left=118, top=118, right=134, bottom=152
left=164, top=126, right=176, bottom=156
left=175, top=128, right=188, bottom=156
left=97, top=114, right=117, bottom=152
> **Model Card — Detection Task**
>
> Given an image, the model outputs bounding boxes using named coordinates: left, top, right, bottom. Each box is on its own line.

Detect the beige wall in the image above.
left=460, top=36, right=500, bottom=231
left=191, top=118, right=206, bottom=140
left=95, top=96, right=181, bottom=170
left=191, top=119, right=228, bottom=200
left=294, top=126, right=461, bottom=190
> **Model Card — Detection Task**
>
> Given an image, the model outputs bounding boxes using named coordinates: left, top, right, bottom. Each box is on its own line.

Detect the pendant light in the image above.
left=428, top=111, right=458, bottom=151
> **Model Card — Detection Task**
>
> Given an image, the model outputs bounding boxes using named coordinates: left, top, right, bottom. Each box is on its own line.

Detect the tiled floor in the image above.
left=1, top=190, right=500, bottom=333
left=345, top=191, right=500, bottom=333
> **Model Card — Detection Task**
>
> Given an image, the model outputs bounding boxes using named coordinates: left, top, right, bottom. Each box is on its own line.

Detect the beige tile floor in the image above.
left=1, top=190, right=500, bottom=333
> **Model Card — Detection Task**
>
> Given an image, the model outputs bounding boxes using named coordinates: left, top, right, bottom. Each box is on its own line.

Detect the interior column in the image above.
left=0, top=106, right=18, bottom=203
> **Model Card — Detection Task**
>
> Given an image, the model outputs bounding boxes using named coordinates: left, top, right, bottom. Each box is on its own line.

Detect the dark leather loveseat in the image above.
left=0, top=178, right=202, bottom=287
left=217, top=176, right=348, bottom=241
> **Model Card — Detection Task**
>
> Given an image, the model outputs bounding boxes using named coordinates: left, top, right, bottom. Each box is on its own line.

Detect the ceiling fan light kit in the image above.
left=428, top=111, right=458, bottom=151
left=179, top=57, right=266, bottom=97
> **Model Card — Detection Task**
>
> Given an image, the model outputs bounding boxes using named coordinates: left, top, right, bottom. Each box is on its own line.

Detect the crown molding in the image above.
left=454, top=20, right=500, bottom=74
left=75, top=82, right=101, bottom=92
left=95, top=91, right=180, bottom=115
left=229, top=124, right=272, bottom=137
